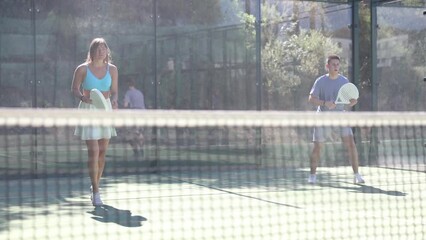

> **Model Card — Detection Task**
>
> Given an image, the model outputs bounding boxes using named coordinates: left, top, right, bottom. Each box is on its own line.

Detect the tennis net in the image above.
left=0, top=108, right=425, bottom=240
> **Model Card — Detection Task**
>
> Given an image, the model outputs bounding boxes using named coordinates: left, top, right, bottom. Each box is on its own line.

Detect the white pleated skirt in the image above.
left=74, top=99, right=117, bottom=140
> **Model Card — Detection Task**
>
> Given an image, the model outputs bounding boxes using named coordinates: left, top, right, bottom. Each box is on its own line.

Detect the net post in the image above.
left=255, top=0, right=263, bottom=167
left=151, top=0, right=159, bottom=173
left=351, top=0, right=366, bottom=165
left=367, top=0, right=380, bottom=165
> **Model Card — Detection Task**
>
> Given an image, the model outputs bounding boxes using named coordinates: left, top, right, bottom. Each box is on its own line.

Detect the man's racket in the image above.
left=335, top=83, right=359, bottom=104
left=90, top=89, right=109, bottom=110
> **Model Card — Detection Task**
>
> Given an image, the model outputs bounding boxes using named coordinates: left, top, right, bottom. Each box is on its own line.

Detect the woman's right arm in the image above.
left=71, top=65, right=87, bottom=102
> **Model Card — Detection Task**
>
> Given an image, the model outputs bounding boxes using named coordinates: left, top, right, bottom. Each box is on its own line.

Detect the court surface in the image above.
left=1, top=166, right=425, bottom=240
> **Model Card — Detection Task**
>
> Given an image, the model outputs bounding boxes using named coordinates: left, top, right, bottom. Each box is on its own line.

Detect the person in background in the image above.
left=123, top=78, right=146, bottom=156
left=308, top=54, right=365, bottom=184
left=71, top=37, right=118, bottom=206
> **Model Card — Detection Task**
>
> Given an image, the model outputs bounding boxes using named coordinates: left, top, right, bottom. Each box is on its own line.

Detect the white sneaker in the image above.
left=92, top=192, right=104, bottom=206
left=308, top=174, right=317, bottom=184
left=90, top=186, right=101, bottom=192
left=354, top=173, right=365, bottom=184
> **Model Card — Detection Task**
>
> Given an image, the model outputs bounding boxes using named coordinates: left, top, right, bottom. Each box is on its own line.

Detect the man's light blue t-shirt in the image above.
left=310, top=74, right=349, bottom=112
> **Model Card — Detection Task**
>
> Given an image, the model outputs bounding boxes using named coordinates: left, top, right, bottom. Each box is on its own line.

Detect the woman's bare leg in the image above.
left=86, top=140, right=100, bottom=193
left=96, top=139, right=110, bottom=187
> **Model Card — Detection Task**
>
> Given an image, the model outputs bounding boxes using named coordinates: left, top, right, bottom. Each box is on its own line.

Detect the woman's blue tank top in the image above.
left=82, top=64, right=112, bottom=91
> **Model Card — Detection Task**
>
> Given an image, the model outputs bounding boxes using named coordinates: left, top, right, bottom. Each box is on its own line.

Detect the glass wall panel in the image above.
left=155, top=0, right=257, bottom=110
left=377, top=5, right=426, bottom=111
left=0, top=0, right=155, bottom=177
left=0, top=0, right=34, bottom=107
left=0, top=0, right=155, bottom=108
left=261, top=1, right=352, bottom=110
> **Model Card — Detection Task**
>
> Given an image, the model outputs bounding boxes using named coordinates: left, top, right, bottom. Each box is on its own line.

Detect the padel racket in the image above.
left=335, top=83, right=359, bottom=104
left=90, top=89, right=109, bottom=110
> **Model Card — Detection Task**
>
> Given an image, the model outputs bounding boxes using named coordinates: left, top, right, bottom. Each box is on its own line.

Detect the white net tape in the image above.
left=0, top=108, right=425, bottom=128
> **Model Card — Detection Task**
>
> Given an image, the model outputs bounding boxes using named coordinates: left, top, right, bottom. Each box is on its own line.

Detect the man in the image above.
left=308, top=54, right=365, bottom=184
left=123, top=78, right=146, bottom=156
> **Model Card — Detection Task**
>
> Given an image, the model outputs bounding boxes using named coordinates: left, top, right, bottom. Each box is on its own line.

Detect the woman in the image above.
left=71, top=38, right=118, bottom=206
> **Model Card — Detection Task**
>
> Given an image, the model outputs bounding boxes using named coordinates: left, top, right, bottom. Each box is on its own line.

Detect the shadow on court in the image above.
left=357, top=185, right=407, bottom=196
left=318, top=182, right=407, bottom=196
left=87, top=205, right=147, bottom=227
